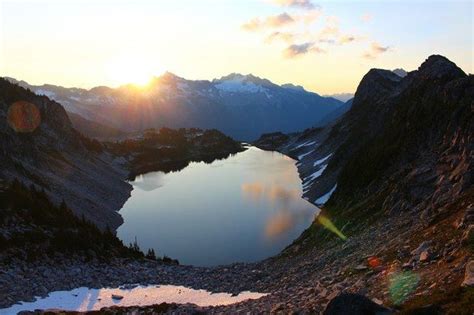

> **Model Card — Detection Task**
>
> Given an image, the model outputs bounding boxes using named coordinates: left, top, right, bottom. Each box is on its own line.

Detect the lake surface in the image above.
left=117, top=146, right=319, bottom=266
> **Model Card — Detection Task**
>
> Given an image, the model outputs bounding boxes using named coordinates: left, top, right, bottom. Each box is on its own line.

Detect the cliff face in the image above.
left=252, top=54, right=473, bottom=313
left=256, top=55, right=472, bottom=224
left=0, top=78, right=132, bottom=229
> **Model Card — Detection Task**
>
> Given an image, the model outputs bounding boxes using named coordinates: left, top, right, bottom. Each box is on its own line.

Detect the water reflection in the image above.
left=241, top=181, right=317, bottom=240
left=118, top=147, right=319, bottom=266
left=132, top=172, right=165, bottom=191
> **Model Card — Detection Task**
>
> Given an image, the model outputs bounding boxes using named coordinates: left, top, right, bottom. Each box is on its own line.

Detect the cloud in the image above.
left=363, top=42, right=391, bottom=59
left=317, top=16, right=339, bottom=41
left=371, top=42, right=390, bottom=53
left=267, top=12, right=295, bottom=27
left=361, top=13, right=372, bottom=22
left=338, top=35, right=356, bottom=44
left=302, top=9, right=322, bottom=25
left=265, top=31, right=296, bottom=44
left=271, top=0, right=319, bottom=10
left=242, top=12, right=295, bottom=31
left=241, top=18, right=262, bottom=31
left=284, top=42, right=325, bottom=58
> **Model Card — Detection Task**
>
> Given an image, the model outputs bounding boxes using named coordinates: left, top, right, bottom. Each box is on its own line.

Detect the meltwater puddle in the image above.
left=1, top=285, right=268, bottom=313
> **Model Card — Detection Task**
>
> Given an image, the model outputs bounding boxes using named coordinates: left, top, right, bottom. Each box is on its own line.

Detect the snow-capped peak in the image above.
left=213, top=73, right=274, bottom=94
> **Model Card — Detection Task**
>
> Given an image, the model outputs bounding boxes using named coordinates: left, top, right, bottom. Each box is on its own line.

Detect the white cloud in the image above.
left=363, top=42, right=391, bottom=59
left=271, top=0, right=319, bottom=10
left=242, top=13, right=295, bottom=31
left=284, top=42, right=325, bottom=58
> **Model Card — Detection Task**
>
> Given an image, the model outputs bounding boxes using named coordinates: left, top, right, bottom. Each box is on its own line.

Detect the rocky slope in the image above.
left=67, top=112, right=128, bottom=140
left=5, top=73, right=344, bottom=141
left=0, top=78, right=132, bottom=230
left=0, top=55, right=472, bottom=314
left=0, top=79, right=245, bottom=231
left=250, top=54, right=473, bottom=313
left=256, top=55, right=472, bottom=213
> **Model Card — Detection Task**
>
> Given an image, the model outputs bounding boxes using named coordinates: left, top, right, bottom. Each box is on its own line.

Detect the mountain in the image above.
left=315, top=98, right=353, bottom=127
left=6, top=73, right=344, bottom=141
left=254, top=55, right=473, bottom=312
left=392, top=68, right=408, bottom=77
left=0, top=78, right=132, bottom=229
left=67, top=112, right=128, bottom=140
left=256, top=55, right=472, bottom=212
left=324, top=93, right=354, bottom=102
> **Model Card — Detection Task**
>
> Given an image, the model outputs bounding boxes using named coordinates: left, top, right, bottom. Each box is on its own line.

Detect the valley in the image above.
left=0, top=55, right=472, bottom=314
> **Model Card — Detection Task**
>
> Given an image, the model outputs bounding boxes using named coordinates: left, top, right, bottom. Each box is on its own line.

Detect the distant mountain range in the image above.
left=324, top=93, right=354, bottom=102
left=6, top=73, right=344, bottom=141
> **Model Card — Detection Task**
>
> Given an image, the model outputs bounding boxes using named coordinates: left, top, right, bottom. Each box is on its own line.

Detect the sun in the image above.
left=106, top=55, right=161, bottom=87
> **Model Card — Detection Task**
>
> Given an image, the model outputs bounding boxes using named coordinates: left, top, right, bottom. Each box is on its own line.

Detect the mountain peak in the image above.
left=392, top=68, right=408, bottom=78
left=417, top=55, right=465, bottom=80
left=214, top=73, right=276, bottom=88
left=282, top=83, right=306, bottom=92
left=154, top=71, right=185, bottom=84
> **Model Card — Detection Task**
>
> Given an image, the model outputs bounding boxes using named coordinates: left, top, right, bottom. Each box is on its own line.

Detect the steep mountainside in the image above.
left=252, top=54, right=473, bottom=313
left=6, top=73, right=343, bottom=141
left=256, top=55, right=472, bottom=215
left=0, top=78, right=132, bottom=229
left=67, top=112, right=128, bottom=140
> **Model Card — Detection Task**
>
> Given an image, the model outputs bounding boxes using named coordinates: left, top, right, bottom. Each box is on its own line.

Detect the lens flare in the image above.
left=7, top=101, right=41, bottom=133
left=389, top=271, right=420, bottom=305
left=317, top=215, right=347, bottom=240
left=368, top=256, right=381, bottom=268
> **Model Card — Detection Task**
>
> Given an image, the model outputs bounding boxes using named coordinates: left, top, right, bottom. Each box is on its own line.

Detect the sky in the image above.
left=0, top=0, right=472, bottom=94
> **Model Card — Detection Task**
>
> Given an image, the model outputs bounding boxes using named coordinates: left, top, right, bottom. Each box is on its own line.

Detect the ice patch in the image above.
left=313, top=153, right=332, bottom=167
left=303, top=165, right=327, bottom=186
left=298, top=150, right=313, bottom=160
left=294, top=140, right=317, bottom=149
left=1, top=285, right=268, bottom=313
left=315, top=184, right=337, bottom=205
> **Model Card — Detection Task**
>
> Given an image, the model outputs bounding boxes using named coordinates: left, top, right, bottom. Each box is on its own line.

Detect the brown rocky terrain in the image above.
left=0, top=55, right=472, bottom=314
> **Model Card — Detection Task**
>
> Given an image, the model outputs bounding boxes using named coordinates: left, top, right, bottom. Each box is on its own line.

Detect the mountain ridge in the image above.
left=4, top=73, right=344, bottom=141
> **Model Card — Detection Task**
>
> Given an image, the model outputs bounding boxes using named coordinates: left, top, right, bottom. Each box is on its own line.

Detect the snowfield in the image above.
left=315, top=184, right=337, bottom=205
left=313, top=153, right=332, bottom=167
left=0, top=285, right=268, bottom=313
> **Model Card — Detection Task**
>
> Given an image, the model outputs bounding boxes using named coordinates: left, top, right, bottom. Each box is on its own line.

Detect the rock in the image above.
left=111, top=294, right=124, bottom=300
left=323, top=293, right=393, bottom=315
left=402, top=262, right=413, bottom=270
left=411, top=241, right=432, bottom=256
left=419, top=251, right=430, bottom=262
left=462, top=225, right=474, bottom=245
left=462, top=260, right=474, bottom=287
left=271, top=302, right=284, bottom=313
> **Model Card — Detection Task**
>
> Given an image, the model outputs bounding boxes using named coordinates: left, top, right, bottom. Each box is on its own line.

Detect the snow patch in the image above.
left=295, top=140, right=317, bottom=149
left=313, top=153, right=332, bottom=167
left=303, top=165, right=327, bottom=187
left=215, top=77, right=267, bottom=94
left=1, top=285, right=268, bottom=313
left=298, top=150, right=313, bottom=160
left=315, top=184, right=337, bottom=205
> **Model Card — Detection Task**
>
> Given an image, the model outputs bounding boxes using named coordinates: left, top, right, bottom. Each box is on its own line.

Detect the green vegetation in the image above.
left=106, top=127, right=245, bottom=178
left=0, top=180, right=177, bottom=264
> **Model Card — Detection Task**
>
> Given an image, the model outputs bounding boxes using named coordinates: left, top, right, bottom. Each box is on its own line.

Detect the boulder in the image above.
left=462, top=260, right=474, bottom=287
left=323, top=293, right=393, bottom=315
left=111, top=294, right=124, bottom=300
left=419, top=251, right=430, bottom=262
